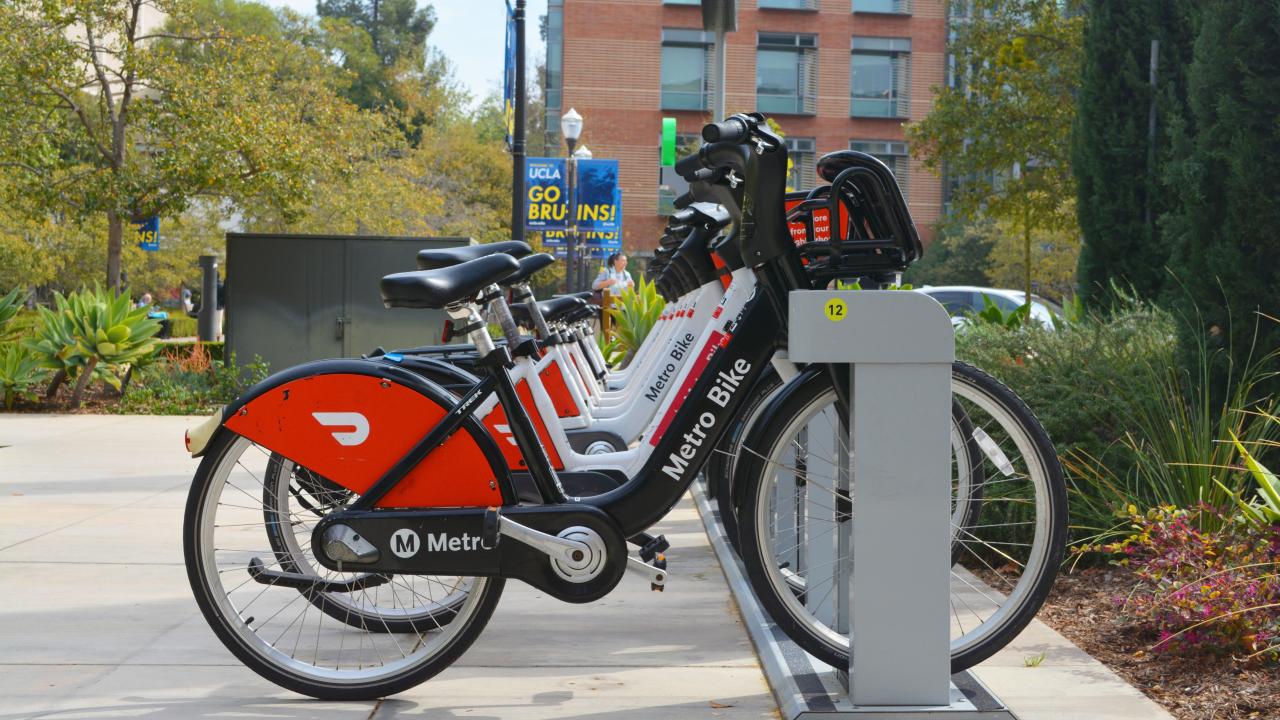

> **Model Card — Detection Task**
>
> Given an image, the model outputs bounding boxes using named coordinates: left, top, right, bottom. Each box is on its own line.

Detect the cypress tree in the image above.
left=1163, top=1, right=1280, bottom=374
left=1073, top=0, right=1196, bottom=308
left=1073, top=0, right=1157, bottom=306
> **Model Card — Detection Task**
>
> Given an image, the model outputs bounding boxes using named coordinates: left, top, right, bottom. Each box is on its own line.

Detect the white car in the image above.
left=915, top=286, right=1061, bottom=329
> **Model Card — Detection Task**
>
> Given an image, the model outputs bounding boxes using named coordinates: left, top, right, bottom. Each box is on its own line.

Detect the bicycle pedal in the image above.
left=638, top=534, right=670, bottom=562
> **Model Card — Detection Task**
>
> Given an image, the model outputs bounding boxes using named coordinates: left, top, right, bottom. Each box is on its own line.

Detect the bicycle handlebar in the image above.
left=701, top=116, right=750, bottom=144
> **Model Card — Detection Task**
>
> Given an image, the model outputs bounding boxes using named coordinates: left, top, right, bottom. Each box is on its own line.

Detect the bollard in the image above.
left=198, top=254, right=220, bottom=342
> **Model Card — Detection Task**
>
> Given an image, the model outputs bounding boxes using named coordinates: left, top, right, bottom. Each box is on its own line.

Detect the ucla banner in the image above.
left=542, top=229, right=623, bottom=256
left=134, top=216, right=160, bottom=252
left=525, top=158, right=568, bottom=230
left=574, top=159, right=621, bottom=232
left=503, top=2, right=516, bottom=148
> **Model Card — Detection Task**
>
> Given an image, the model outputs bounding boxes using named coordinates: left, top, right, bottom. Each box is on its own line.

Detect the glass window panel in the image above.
left=760, top=0, right=810, bottom=7
left=851, top=53, right=894, bottom=117
left=757, top=49, right=800, bottom=114
left=853, top=0, right=900, bottom=12
left=662, top=45, right=707, bottom=110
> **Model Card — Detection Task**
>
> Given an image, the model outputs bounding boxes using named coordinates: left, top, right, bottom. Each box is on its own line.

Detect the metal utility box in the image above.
left=225, top=233, right=472, bottom=371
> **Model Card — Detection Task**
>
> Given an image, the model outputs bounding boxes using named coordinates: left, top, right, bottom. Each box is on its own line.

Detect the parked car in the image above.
left=915, top=286, right=1062, bottom=329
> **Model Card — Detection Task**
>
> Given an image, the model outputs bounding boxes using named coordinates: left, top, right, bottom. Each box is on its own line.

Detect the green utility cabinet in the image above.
left=225, top=233, right=471, bottom=371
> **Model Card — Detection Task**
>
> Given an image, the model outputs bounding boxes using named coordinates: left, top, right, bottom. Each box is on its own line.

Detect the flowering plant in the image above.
left=1105, top=505, right=1280, bottom=661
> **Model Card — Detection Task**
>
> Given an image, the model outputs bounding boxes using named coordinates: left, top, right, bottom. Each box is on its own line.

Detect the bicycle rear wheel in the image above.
left=737, top=363, right=1066, bottom=672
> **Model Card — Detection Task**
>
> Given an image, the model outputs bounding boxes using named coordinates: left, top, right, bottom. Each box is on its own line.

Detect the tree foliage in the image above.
left=1073, top=0, right=1199, bottom=308
left=906, top=0, right=1084, bottom=301
left=0, top=0, right=389, bottom=290
left=1161, top=1, right=1280, bottom=380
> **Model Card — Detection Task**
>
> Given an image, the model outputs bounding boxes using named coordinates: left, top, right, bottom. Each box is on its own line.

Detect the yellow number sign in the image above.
left=825, top=298, right=847, bottom=322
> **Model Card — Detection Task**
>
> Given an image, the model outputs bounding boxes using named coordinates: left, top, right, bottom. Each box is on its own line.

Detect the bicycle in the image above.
left=183, top=112, right=1065, bottom=700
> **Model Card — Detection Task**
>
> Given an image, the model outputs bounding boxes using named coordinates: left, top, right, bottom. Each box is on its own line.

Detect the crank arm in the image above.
left=247, top=557, right=391, bottom=593
left=626, top=557, right=667, bottom=590
left=494, top=512, right=590, bottom=565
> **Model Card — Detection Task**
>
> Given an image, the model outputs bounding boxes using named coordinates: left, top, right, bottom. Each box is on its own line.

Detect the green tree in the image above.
left=1073, top=0, right=1199, bottom=308
left=0, top=0, right=384, bottom=291
left=315, top=0, right=463, bottom=145
left=317, top=0, right=434, bottom=69
left=902, top=219, right=994, bottom=288
left=907, top=0, right=1084, bottom=303
left=1162, top=1, right=1280, bottom=379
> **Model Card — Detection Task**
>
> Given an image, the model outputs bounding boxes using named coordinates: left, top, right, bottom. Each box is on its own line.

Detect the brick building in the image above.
left=543, top=0, right=949, bottom=253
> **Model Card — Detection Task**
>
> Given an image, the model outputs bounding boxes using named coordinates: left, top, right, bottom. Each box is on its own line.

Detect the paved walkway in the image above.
left=0, top=415, right=776, bottom=720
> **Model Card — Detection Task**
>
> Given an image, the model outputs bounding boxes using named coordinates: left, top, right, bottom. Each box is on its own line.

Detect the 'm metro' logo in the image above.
left=312, top=412, right=370, bottom=446
left=390, top=528, right=420, bottom=558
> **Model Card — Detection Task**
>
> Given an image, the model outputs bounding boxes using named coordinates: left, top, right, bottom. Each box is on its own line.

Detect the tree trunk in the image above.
left=46, top=369, right=67, bottom=399
left=1023, top=216, right=1033, bottom=311
left=69, top=357, right=98, bottom=409
left=117, top=364, right=134, bottom=397
left=107, top=211, right=124, bottom=291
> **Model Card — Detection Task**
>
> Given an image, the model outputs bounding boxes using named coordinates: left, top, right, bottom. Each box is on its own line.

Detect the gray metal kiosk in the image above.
left=695, top=289, right=1015, bottom=719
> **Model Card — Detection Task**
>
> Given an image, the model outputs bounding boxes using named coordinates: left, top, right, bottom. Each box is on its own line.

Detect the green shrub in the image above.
left=605, top=278, right=663, bottom=367
left=960, top=297, right=1280, bottom=548
left=168, top=315, right=197, bottom=338
left=159, top=340, right=224, bottom=363
left=115, top=352, right=268, bottom=415
left=0, top=288, right=27, bottom=341
left=25, top=286, right=161, bottom=407
left=0, top=343, right=45, bottom=410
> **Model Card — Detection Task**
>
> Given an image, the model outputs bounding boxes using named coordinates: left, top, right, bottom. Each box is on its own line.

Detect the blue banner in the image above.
left=525, top=157, right=568, bottom=230
left=541, top=229, right=622, bottom=255
left=503, top=2, right=516, bottom=149
left=574, top=159, right=621, bottom=232
left=134, top=216, right=159, bottom=252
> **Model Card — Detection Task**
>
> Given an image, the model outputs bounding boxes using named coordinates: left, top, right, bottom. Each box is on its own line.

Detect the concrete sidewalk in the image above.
left=0, top=415, right=776, bottom=720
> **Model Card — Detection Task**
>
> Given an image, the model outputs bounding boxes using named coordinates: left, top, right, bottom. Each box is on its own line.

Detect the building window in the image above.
left=851, top=37, right=911, bottom=118
left=664, top=0, right=701, bottom=4
left=757, top=33, right=818, bottom=115
left=662, top=29, right=713, bottom=111
left=850, top=140, right=909, bottom=200
left=786, top=137, right=817, bottom=191
left=543, top=0, right=563, bottom=155
left=760, top=0, right=819, bottom=10
left=853, top=0, right=912, bottom=14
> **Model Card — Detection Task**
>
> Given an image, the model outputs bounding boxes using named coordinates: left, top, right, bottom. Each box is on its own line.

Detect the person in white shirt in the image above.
left=591, top=253, right=634, bottom=296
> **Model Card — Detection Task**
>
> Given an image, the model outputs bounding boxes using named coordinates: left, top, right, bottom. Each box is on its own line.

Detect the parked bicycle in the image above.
left=182, top=112, right=1065, bottom=700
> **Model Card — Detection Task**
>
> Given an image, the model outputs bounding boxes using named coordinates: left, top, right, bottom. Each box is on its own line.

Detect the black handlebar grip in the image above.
left=674, top=151, right=704, bottom=179
left=701, top=117, right=750, bottom=144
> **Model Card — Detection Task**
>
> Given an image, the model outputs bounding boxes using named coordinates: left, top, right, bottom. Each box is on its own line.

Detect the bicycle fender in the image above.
left=218, top=358, right=515, bottom=509
left=730, top=365, right=831, bottom=515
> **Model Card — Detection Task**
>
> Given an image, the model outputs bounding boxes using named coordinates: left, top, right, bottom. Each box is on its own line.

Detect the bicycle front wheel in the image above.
left=185, top=431, right=504, bottom=699
left=737, top=363, right=1067, bottom=672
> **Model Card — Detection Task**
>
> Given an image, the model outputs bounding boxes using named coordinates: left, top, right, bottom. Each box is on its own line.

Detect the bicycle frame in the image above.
left=342, top=252, right=804, bottom=541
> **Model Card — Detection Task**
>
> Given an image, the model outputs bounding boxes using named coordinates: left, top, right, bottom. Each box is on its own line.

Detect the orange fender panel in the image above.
left=481, top=378, right=565, bottom=471
left=224, top=373, right=501, bottom=508
left=539, top=360, right=581, bottom=418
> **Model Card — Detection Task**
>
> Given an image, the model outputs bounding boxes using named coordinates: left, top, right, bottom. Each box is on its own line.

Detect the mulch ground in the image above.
left=1040, top=567, right=1280, bottom=720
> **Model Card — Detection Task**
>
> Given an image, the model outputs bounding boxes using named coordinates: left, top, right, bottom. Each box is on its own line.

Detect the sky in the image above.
left=265, top=0, right=549, bottom=106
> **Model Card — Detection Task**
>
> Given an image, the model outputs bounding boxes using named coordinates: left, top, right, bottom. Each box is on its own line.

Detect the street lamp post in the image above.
left=560, top=108, right=583, bottom=293
left=572, top=144, right=593, bottom=292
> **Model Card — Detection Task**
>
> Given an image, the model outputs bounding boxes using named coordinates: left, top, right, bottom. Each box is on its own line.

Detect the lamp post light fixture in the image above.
left=561, top=108, right=584, bottom=292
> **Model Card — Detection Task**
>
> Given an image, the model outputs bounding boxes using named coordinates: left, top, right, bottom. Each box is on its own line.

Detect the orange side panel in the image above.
left=568, top=353, right=594, bottom=394
left=224, top=374, right=501, bottom=508
left=481, top=378, right=565, bottom=470
left=539, top=360, right=581, bottom=418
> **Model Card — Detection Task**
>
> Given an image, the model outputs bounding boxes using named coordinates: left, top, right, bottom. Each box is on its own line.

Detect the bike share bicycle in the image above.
left=182, top=112, right=1066, bottom=700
